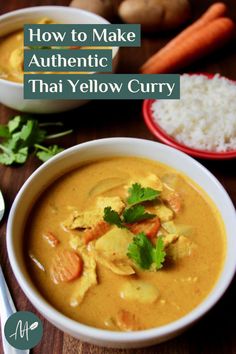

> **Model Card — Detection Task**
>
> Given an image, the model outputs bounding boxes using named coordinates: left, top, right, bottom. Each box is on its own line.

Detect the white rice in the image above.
left=151, top=74, right=236, bottom=152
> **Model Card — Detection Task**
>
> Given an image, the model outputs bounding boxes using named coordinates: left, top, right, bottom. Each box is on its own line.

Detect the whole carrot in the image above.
left=141, top=2, right=228, bottom=73
left=141, top=17, right=234, bottom=74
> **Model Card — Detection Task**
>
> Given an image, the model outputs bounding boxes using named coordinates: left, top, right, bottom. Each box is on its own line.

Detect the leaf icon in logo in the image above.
left=29, top=322, right=39, bottom=331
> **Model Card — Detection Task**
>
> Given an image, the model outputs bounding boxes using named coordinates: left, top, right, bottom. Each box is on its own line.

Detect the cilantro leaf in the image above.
left=127, top=183, right=160, bottom=206
left=0, top=115, right=72, bottom=166
left=152, top=236, right=166, bottom=270
left=14, top=147, right=29, bottom=164
left=103, top=206, right=124, bottom=228
left=0, top=144, right=15, bottom=165
left=8, top=115, right=22, bottom=134
left=123, top=205, right=155, bottom=223
left=0, top=125, right=10, bottom=138
left=35, top=144, right=63, bottom=162
left=127, top=233, right=166, bottom=270
left=127, top=232, right=153, bottom=269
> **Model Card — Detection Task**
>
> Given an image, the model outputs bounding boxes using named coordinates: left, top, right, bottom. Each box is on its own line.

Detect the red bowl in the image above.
left=143, top=73, right=236, bottom=160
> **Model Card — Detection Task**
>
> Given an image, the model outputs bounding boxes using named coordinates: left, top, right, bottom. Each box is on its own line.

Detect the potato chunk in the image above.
left=94, top=227, right=135, bottom=275
left=120, top=280, right=159, bottom=304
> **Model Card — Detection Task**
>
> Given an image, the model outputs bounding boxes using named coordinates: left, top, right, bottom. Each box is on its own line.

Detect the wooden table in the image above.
left=1, top=1, right=236, bottom=353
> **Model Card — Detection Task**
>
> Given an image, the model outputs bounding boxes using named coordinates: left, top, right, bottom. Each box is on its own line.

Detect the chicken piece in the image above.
left=94, top=253, right=135, bottom=275
left=120, top=280, right=159, bottom=304
left=154, top=202, right=174, bottom=222
left=64, top=196, right=125, bottom=230
left=94, top=227, right=135, bottom=275
left=164, top=191, right=182, bottom=214
left=64, top=210, right=100, bottom=229
left=128, top=174, right=163, bottom=192
left=70, top=247, right=97, bottom=306
left=166, top=235, right=196, bottom=260
left=95, top=196, right=125, bottom=214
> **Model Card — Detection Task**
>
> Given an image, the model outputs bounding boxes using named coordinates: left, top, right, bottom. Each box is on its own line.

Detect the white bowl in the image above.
left=7, top=138, right=236, bottom=348
left=0, top=6, right=119, bottom=114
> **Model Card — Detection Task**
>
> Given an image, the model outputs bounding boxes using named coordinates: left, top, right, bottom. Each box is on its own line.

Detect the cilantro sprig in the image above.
left=127, top=183, right=160, bottom=206
left=104, top=204, right=155, bottom=228
left=104, top=206, right=124, bottom=228
left=127, top=233, right=166, bottom=270
left=0, top=115, right=72, bottom=165
left=103, top=183, right=159, bottom=227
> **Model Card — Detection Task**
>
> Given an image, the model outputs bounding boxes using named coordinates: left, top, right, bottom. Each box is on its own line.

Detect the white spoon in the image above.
left=0, top=189, right=4, bottom=223
left=0, top=190, right=29, bottom=354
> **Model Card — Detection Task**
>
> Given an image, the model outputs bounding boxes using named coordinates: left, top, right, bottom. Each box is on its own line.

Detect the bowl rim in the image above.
left=6, top=137, right=236, bottom=345
left=143, top=73, right=236, bottom=160
left=0, top=5, right=119, bottom=88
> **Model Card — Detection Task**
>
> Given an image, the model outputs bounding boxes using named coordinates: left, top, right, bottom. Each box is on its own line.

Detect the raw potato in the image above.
left=70, top=0, right=116, bottom=21
left=118, top=0, right=191, bottom=32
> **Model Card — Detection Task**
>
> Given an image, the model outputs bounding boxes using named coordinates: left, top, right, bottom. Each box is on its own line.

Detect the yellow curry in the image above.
left=0, top=18, right=109, bottom=83
left=25, top=157, right=225, bottom=331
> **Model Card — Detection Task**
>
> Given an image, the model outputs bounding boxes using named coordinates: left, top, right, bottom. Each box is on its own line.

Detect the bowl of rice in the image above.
left=143, top=73, right=236, bottom=159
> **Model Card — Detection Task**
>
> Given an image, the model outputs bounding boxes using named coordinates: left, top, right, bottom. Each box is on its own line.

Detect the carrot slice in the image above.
left=83, top=221, right=110, bottom=244
left=116, top=310, right=141, bottom=331
left=42, top=231, right=60, bottom=247
left=140, top=17, right=234, bottom=74
left=50, top=249, right=83, bottom=284
left=127, top=217, right=160, bottom=239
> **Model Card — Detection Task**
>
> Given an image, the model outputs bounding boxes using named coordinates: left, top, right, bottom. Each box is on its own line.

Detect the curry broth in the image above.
left=25, top=157, right=225, bottom=330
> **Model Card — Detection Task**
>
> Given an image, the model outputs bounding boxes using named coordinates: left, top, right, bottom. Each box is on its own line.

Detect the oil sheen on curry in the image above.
left=25, top=157, right=225, bottom=331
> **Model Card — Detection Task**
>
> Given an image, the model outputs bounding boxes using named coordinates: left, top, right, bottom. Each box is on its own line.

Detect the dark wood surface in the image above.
left=1, top=1, right=236, bottom=353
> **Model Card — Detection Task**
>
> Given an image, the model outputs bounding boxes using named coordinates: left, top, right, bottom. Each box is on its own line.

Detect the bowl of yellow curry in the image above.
left=0, top=6, right=119, bottom=113
left=6, top=138, right=236, bottom=348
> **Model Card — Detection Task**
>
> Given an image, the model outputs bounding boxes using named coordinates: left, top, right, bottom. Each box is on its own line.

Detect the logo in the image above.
left=4, top=311, right=43, bottom=350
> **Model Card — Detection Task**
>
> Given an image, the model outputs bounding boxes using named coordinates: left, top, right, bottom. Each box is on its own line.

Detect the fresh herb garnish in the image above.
left=127, top=233, right=166, bottom=270
left=103, top=206, right=124, bottom=228
left=127, top=183, right=160, bottom=206
left=104, top=204, right=155, bottom=228
left=123, top=205, right=155, bottom=223
left=103, top=183, right=159, bottom=227
left=127, top=232, right=154, bottom=269
left=153, top=236, right=166, bottom=270
left=35, top=144, right=64, bottom=162
left=0, top=115, right=72, bottom=165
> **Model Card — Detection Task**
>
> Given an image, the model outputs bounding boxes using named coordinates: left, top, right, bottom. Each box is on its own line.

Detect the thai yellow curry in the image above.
left=25, top=157, right=226, bottom=331
left=0, top=18, right=109, bottom=83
